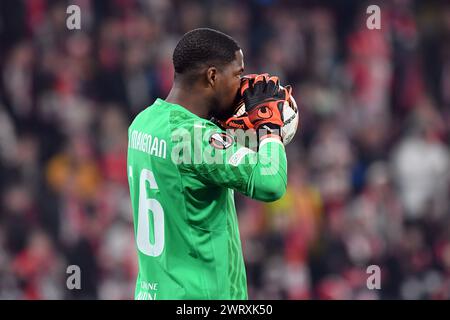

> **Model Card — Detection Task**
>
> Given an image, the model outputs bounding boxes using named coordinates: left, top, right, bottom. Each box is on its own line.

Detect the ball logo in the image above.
left=257, top=106, right=273, bottom=119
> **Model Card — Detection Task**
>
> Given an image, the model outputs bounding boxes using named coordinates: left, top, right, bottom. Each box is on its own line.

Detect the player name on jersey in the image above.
left=128, top=129, right=167, bottom=159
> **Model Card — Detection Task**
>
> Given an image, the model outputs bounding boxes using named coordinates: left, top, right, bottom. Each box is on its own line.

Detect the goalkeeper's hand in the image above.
left=217, top=74, right=259, bottom=130
left=241, top=74, right=292, bottom=140
left=218, top=74, right=292, bottom=134
left=217, top=115, right=253, bottom=130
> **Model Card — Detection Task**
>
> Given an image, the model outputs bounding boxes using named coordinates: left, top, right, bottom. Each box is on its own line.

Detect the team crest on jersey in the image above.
left=209, top=132, right=234, bottom=149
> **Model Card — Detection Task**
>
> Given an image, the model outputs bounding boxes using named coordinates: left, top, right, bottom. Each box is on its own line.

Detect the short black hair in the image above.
left=173, top=28, right=240, bottom=74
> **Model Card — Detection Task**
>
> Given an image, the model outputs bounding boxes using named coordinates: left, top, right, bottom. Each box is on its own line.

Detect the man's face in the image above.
left=212, top=49, right=244, bottom=120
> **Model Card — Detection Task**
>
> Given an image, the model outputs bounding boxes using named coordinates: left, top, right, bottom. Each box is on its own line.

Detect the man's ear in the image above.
left=206, top=66, right=217, bottom=87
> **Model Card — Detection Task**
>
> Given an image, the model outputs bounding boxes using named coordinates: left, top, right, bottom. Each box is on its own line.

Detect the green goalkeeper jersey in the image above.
left=127, top=98, right=287, bottom=300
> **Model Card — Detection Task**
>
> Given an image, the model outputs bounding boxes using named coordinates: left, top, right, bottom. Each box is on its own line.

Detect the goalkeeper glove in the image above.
left=216, top=74, right=260, bottom=130
left=241, top=74, right=292, bottom=141
left=217, top=74, right=292, bottom=137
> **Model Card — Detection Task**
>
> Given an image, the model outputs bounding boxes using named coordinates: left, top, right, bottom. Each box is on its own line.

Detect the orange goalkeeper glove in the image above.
left=241, top=74, right=292, bottom=140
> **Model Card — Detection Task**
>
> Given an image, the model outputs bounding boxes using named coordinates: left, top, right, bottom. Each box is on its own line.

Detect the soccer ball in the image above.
left=233, top=85, right=299, bottom=146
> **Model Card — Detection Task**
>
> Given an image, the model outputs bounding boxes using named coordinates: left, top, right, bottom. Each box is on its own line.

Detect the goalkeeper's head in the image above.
left=172, top=28, right=244, bottom=119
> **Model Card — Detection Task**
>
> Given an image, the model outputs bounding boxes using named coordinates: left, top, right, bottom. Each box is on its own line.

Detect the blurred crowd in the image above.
left=0, top=0, right=449, bottom=299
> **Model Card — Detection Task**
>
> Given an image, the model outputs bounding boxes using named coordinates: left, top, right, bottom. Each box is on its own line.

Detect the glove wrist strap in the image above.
left=257, top=124, right=282, bottom=144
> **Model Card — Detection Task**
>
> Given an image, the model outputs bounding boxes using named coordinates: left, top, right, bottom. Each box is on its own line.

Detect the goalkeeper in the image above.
left=127, top=28, right=292, bottom=300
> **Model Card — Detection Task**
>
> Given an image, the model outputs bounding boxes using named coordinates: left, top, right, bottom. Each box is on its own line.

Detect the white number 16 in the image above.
left=137, top=169, right=164, bottom=257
